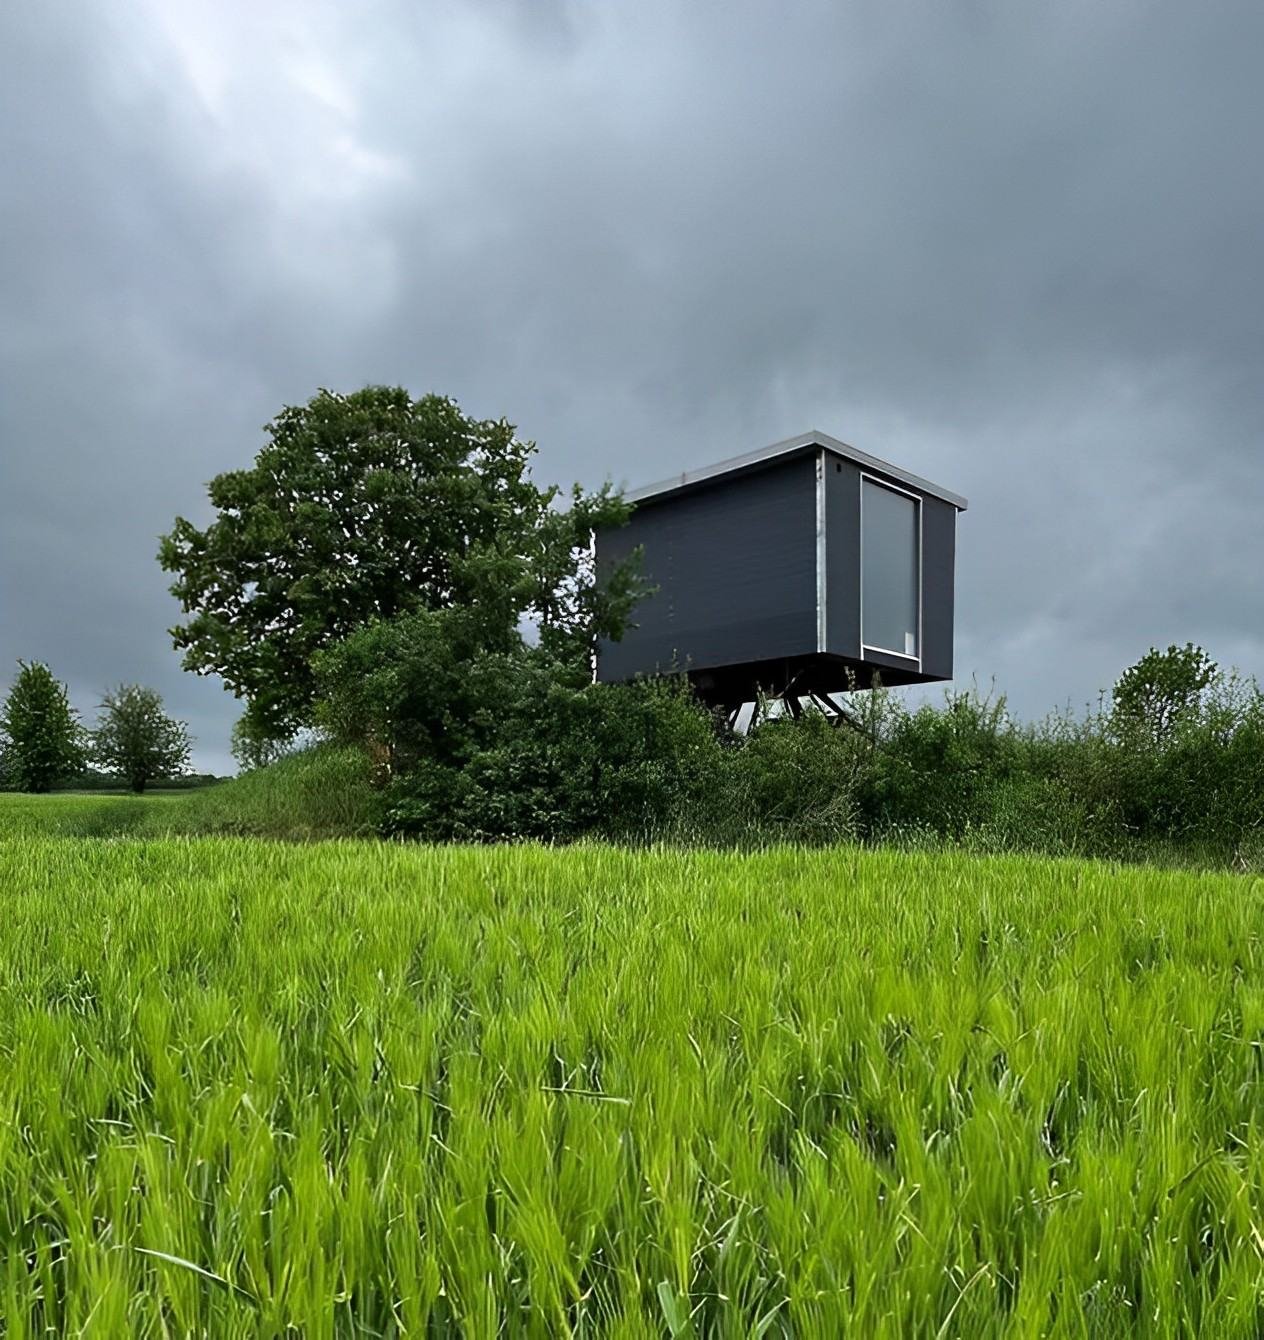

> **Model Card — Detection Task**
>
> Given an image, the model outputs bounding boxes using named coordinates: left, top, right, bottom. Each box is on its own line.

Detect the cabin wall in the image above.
left=919, top=495, right=956, bottom=680
left=597, top=456, right=818, bottom=681
left=823, top=457, right=862, bottom=660
left=825, top=461, right=956, bottom=683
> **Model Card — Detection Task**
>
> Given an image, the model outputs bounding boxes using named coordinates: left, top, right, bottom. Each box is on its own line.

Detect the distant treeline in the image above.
left=46, top=773, right=225, bottom=793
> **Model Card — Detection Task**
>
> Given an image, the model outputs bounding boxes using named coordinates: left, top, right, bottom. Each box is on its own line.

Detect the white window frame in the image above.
left=859, top=473, right=922, bottom=667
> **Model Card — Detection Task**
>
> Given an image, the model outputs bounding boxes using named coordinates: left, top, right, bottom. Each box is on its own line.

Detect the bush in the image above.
left=310, top=620, right=1264, bottom=866
left=313, top=603, right=728, bottom=843
left=1109, top=642, right=1218, bottom=747
left=383, top=671, right=724, bottom=843
left=718, top=709, right=866, bottom=845
left=858, top=687, right=1020, bottom=839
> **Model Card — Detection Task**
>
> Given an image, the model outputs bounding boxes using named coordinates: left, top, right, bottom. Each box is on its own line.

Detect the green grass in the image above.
left=0, top=746, right=381, bottom=841
left=4, top=826, right=1264, bottom=1335
left=0, top=791, right=183, bottom=837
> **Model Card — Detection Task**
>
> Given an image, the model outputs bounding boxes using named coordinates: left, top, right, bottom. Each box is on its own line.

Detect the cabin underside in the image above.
left=684, top=650, right=939, bottom=711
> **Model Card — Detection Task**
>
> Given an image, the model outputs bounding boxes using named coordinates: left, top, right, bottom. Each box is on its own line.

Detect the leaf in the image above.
left=656, top=1280, right=691, bottom=1337
left=133, top=1247, right=257, bottom=1305
left=754, top=1299, right=787, bottom=1336
left=539, top=1085, right=630, bottom=1104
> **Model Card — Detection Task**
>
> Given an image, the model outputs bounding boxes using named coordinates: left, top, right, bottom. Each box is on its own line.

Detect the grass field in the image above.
left=0, top=747, right=380, bottom=842
left=4, top=799, right=1264, bottom=1335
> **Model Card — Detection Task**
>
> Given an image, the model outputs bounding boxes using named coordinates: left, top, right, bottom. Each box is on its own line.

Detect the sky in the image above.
left=2, top=1, right=1262, bottom=774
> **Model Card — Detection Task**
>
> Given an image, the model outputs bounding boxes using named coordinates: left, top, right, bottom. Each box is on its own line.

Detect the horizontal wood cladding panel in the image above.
left=598, top=456, right=817, bottom=681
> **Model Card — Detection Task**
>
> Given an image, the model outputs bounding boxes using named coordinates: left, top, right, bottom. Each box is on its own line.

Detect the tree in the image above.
left=230, top=713, right=299, bottom=773
left=0, top=662, right=86, bottom=792
left=1110, top=643, right=1218, bottom=747
left=92, top=685, right=192, bottom=793
left=158, top=386, right=637, bottom=742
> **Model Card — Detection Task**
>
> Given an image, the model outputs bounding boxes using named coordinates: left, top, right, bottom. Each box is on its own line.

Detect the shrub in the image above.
left=314, top=622, right=1264, bottom=865
left=1109, top=643, right=1217, bottom=748
left=720, top=709, right=865, bottom=845
left=858, top=687, right=1020, bottom=838
left=314, top=600, right=727, bottom=843
left=382, top=671, right=724, bottom=843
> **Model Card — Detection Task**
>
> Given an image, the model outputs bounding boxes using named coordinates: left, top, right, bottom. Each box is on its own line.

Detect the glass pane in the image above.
left=862, top=480, right=919, bottom=656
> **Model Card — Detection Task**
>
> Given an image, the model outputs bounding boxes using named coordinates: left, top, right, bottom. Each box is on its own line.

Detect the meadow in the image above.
left=4, top=796, right=1264, bottom=1335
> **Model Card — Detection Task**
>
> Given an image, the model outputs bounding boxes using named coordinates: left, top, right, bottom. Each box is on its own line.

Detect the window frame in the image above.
left=859, top=473, right=923, bottom=666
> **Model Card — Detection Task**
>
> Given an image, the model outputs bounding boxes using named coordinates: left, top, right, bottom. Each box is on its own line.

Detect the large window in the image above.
left=862, top=478, right=919, bottom=658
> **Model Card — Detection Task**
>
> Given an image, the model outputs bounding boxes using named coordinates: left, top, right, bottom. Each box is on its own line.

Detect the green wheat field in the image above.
left=4, top=796, right=1264, bottom=1335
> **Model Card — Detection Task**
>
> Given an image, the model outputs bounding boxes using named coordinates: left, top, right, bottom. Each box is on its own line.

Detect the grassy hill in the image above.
left=4, top=821, right=1263, bottom=1334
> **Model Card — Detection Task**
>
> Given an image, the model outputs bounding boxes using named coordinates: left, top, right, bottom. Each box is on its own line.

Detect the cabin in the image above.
left=595, top=431, right=967, bottom=710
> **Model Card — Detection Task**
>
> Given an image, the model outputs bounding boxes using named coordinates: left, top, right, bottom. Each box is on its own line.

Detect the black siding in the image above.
left=824, top=458, right=861, bottom=659
left=597, top=456, right=817, bottom=682
left=919, top=495, right=956, bottom=680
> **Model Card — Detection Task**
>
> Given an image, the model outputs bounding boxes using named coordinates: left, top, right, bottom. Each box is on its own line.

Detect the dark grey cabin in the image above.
left=596, top=431, right=967, bottom=708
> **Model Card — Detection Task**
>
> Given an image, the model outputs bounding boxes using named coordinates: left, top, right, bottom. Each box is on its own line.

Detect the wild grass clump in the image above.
left=3, top=838, right=1264, bottom=1333
left=162, top=743, right=381, bottom=839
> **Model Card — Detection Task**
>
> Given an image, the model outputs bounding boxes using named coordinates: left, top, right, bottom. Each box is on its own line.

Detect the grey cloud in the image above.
left=2, top=1, right=1262, bottom=771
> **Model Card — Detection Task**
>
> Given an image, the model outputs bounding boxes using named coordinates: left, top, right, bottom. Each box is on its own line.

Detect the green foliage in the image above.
left=313, top=627, right=1264, bottom=865
left=1110, top=642, right=1218, bottom=747
left=167, top=744, right=381, bottom=839
left=6, top=837, right=1264, bottom=1332
left=229, top=713, right=299, bottom=773
left=719, top=708, right=865, bottom=844
left=860, top=687, right=1022, bottom=838
left=328, top=634, right=721, bottom=842
left=1111, top=670, right=1264, bottom=854
left=0, top=661, right=86, bottom=793
left=91, top=684, right=192, bottom=793
left=312, top=606, right=513, bottom=778
left=0, top=747, right=378, bottom=841
left=159, top=386, right=639, bottom=741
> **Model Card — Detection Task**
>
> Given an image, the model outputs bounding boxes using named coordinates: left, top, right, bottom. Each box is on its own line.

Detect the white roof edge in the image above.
left=625, top=430, right=968, bottom=512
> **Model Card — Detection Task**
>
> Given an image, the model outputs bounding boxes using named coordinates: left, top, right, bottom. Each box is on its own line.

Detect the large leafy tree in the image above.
left=0, top=661, right=86, bottom=792
left=159, top=386, right=636, bottom=740
left=92, top=684, right=192, bottom=793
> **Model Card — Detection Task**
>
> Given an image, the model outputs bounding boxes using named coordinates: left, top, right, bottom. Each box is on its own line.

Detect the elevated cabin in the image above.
left=595, top=431, right=967, bottom=709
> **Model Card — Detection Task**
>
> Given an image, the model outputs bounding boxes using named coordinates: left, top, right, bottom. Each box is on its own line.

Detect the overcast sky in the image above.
left=3, top=2, right=1262, bottom=773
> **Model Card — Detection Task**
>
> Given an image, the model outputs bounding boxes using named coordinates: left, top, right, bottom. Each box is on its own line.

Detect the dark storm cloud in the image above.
left=3, top=1, right=1262, bottom=769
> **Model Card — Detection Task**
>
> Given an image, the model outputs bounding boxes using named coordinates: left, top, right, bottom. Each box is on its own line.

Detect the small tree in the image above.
left=92, top=685, right=192, bottom=793
left=1110, top=643, right=1218, bottom=748
left=0, top=662, right=87, bottom=793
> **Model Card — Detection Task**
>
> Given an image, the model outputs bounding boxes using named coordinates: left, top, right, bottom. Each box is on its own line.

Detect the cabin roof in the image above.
left=625, top=430, right=968, bottom=512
